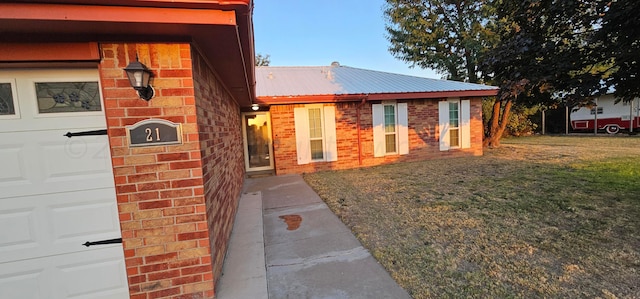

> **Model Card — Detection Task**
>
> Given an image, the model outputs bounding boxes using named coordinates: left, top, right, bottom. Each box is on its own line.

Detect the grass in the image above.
left=303, top=135, right=640, bottom=299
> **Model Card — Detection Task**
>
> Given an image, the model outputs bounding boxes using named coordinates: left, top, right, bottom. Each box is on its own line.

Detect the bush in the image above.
left=482, top=98, right=540, bottom=137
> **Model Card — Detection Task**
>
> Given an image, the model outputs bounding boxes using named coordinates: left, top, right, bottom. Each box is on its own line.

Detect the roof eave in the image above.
left=256, top=89, right=499, bottom=105
left=0, top=1, right=255, bottom=107
left=367, top=89, right=499, bottom=100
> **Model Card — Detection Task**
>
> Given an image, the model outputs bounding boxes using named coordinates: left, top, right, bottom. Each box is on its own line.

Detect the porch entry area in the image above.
left=242, top=112, right=274, bottom=172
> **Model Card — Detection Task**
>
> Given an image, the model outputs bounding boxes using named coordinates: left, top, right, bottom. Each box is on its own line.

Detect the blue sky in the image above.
left=253, top=0, right=440, bottom=79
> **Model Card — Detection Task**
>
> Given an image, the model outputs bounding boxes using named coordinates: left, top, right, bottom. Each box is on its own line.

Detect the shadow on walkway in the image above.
left=218, top=174, right=410, bottom=299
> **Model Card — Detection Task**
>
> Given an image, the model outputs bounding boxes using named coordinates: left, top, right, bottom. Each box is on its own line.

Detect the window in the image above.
left=384, top=104, right=397, bottom=153
left=448, top=101, right=460, bottom=148
left=293, top=105, right=338, bottom=164
left=35, top=81, right=102, bottom=113
left=0, top=81, right=17, bottom=117
left=439, top=98, right=471, bottom=151
left=590, top=107, right=603, bottom=115
left=308, top=107, right=324, bottom=160
left=372, top=102, right=408, bottom=157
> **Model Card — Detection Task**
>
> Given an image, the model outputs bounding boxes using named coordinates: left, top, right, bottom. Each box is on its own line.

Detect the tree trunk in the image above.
left=483, top=99, right=513, bottom=147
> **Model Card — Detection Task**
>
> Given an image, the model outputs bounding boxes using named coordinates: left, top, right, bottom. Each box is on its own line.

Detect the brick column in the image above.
left=100, top=43, right=215, bottom=299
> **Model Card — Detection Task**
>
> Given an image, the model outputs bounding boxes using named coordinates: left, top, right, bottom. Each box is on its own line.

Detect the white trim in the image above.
left=294, top=107, right=311, bottom=165
left=439, top=101, right=450, bottom=151
left=461, top=99, right=471, bottom=149
left=372, top=103, right=385, bottom=157
left=398, top=103, right=409, bottom=155
left=323, top=106, right=338, bottom=162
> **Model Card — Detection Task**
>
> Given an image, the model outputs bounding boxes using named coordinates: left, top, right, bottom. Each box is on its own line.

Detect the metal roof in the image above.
left=255, top=65, right=498, bottom=98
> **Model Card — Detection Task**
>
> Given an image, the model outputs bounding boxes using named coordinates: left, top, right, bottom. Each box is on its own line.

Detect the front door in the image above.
left=242, top=112, right=274, bottom=171
left=0, top=69, right=129, bottom=298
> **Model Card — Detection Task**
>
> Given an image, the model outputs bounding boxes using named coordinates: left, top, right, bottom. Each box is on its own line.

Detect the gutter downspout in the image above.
left=356, top=95, right=369, bottom=166
left=233, top=15, right=254, bottom=107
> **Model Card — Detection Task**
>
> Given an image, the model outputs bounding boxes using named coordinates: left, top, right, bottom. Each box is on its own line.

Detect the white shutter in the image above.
left=372, top=104, right=385, bottom=157
left=439, top=101, right=450, bottom=151
left=323, top=106, right=338, bottom=162
left=461, top=99, right=471, bottom=149
left=397, top=103, right=409, bottom=155
left=294, top=107, right=311, bottom=164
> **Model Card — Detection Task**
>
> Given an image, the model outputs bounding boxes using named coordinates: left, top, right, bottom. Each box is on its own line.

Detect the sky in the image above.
left=253, top=0, right=440, bottom=79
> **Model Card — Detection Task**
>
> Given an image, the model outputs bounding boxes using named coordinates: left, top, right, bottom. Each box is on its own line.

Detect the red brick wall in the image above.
left=190, top=47, right=245, bottom=288
left=271, top=98, right=483, bottom=175
left=100, top=43, right=241, bottom=299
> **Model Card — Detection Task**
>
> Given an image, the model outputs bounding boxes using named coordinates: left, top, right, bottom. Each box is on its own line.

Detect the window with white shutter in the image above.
left=439, top=98, right=471, bottom=151
left=373, top=102, right=408, bottom=157
left=293, top=105, right=338, bottom=165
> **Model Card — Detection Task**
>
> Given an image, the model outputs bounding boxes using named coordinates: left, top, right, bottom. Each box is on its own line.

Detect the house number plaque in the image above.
left=126, top=119, right=182, bottom=147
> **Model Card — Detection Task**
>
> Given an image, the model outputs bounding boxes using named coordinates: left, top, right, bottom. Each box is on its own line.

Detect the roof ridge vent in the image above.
left=331, top=61, right=340, bottom=67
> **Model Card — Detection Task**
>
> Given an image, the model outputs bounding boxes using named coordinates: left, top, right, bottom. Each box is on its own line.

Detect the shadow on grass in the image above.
left=304, top=142, right=640, bottom=299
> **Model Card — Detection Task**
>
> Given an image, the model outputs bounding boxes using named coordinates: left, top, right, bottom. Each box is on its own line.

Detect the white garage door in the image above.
left=0, top=69, right=129, bottom=299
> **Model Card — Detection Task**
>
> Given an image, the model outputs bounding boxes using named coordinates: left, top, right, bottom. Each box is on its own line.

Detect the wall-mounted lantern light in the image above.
left=124, top=55, right=155, bottom=101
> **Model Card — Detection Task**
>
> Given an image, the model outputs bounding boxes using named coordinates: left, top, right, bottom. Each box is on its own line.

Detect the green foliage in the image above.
left=384, top=0, right=498, bottom=83
left=593, top=1, right=640, bottom=101
left=483, top=0, right=602, bottom=103
left=481, top=98, right=495, bottom=130
left=386, top=1, right=639, bottom=145
left=255, top=53, right=270, bottom=66
left=483, top=98, right=539, bottom=137
left=480, top=0, right=606, bottom=146
left=506, top=105, right=539, bottom=136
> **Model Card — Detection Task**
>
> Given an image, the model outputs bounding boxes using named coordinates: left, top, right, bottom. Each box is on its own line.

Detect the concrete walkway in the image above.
left=218, top=174, right=411, bottom=299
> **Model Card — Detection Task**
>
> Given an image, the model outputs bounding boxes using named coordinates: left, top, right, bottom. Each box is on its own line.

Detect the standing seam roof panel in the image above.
left=255, top=65, right=498, bottom=97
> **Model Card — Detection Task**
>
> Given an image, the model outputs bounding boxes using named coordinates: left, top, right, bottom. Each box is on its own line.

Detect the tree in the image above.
left=255, top=53, right=271, bottom=66
left=384, top=0, right=498, bottom=83
left=481, top=0, right=602, bottom=147
left=593, top=1, right=640, bottom=101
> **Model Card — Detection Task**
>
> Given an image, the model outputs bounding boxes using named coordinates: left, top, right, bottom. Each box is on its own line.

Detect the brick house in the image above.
left=0, top=1, right=499, bottom=298
left=251, top=65, right=499, bottom=175
left=0, top=1, right=255, bottom=298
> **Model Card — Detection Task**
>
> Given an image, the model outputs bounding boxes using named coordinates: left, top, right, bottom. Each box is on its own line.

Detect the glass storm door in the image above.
left=242, top=112, right=274, bottom=171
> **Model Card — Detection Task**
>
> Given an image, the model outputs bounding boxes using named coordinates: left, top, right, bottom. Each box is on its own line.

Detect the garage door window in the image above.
left=35, top=82, right=101, bottom=113
left=0, top=81, right=18, bottom=117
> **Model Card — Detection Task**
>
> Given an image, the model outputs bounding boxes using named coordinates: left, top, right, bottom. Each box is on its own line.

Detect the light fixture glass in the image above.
left=251, top=104, right=259, bottom=111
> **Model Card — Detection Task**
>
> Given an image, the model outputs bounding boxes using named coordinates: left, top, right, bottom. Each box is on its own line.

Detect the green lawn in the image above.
left=304, top=136, right=640, bottom=299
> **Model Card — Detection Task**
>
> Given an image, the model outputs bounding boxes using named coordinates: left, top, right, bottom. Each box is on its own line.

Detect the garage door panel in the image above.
left=0, top=269, right=44, bottom=299
left=0, top=131, right=113, bottom=199
left=51, top=200, right=120, bottom=242
left=0, top=69, right=128, bottom=298
left=0, top=188, right=122, bottom=263
left=57, top=252, right=129, bottom=299
left=0, top=208, right=38, bottom=253
left=42, top=134, right=111, bottom=181
left=0, top=144, right=29, bottom=185
left=0, top=247, right=128, bottom=299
